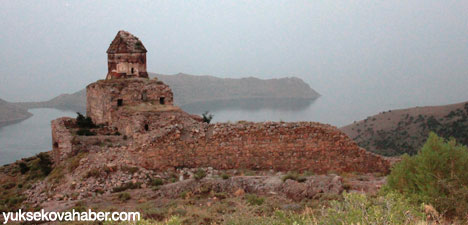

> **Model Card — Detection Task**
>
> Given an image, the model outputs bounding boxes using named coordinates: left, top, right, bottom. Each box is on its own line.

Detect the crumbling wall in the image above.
left=86, top=78, right=174, bottom=125
left=137, top=121, right=390, bottom=174
left=51, top=117, right=75, bottom=163
left=53, top=114, right=390, bottom=173
left=111, top=109, right=202, bottom=137
left=51, top=117, right=127, bottom=163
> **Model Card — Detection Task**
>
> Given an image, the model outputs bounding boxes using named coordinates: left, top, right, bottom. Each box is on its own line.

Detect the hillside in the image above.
left=15, top=73, right=319, bottom=113
left=0, top=98, right=32, bottom=127
left=153, top=73, right=319, bottom=106
left=341, top=101, right=468, bottom=156
left=15, top=89, right=86, bottom=113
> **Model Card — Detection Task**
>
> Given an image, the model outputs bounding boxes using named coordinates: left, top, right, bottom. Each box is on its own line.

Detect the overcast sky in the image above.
left=1, top=1, right=467, bottom=108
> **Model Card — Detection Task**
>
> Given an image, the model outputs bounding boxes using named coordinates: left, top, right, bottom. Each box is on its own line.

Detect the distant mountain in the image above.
left=15, top=73, right=320, bottom=113
left=152, top=73, right=319, bottom=106
left=340, top=101, right=468, bottom=156
left=0, top=98, right=32, bottom=127
left=16, top=89, right=86, bottom=113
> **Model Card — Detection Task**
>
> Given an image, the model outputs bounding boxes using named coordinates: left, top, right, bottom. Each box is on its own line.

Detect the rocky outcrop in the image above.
left=156, top=174, right=343, bottom=201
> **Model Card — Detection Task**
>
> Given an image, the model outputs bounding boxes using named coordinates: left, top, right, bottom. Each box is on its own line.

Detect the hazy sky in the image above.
left=1, top=0, right=467, bottom=109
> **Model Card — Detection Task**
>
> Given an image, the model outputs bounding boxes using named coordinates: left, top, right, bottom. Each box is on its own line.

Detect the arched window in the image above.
left=144, top=124, right=149, bottom=131
left=131, top=68, right=134, bottom=74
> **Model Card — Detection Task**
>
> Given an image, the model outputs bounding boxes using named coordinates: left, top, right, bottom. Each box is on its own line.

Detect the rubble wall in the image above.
left=139, top=121, right=390, bottom=174
left=51, top=117, right=126, bottom=162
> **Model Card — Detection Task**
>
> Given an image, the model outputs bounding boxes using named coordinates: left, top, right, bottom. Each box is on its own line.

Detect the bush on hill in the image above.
left=76, top=112, right=95, bottom=128
left=385, top=132, right=468, bottom=218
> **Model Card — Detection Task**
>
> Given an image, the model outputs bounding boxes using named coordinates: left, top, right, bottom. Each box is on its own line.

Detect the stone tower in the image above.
left=106, top=30, right=149, bottom=80
left=86, top=30, right=174, bottom=125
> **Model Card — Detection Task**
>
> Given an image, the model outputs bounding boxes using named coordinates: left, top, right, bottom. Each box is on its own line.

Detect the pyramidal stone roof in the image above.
left=106, top=30, right=147, bottom=54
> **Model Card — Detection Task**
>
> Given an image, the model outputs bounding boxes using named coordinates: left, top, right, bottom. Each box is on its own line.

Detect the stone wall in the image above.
left=111, top=108, right=202, bottom=138
left=51, top=117, right=127, bottom=162
left=136, top=121, right=390, bottom=174
left=51, top=118, right=75, bottom=163
left=53, top=112, right=390, bottom=173
left=86, top=78, right=174, bottom=125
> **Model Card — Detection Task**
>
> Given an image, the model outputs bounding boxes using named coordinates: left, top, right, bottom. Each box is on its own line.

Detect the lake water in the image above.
left=0, top=108, right=76, bottom=166
left=0, top=95, right=458, bottom=166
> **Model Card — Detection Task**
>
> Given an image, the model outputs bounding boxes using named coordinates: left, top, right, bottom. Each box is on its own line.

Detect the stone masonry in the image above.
left=86, top=78, right=173, bottom=125
left=52, top=30, right=391, bottom=175
left=106, top=30, right=148, bottom=79
left=136, top=120, right=390, bottom=173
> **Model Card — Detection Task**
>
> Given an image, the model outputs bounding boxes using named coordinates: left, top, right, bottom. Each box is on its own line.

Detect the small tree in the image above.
left=37, top=152, right=53, bottom=176
left=202, top=111, right=214, bottom=124
left=385, top=132, right=468, bottom=217
left=19, top=162, right=29, bottom=174
left=76, top=112, right=95, bottom=128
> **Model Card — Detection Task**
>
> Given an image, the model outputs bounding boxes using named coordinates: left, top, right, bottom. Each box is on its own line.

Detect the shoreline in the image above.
left=0, top=113, right=33, bottom=128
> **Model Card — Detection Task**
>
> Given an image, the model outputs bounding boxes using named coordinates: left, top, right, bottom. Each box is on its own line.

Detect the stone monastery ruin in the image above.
left=52, top=30, right=390, bottom=174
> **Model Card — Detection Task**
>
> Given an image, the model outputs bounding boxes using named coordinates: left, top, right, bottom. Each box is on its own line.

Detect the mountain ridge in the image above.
left=340, top=101, right=468, bottom=156
left=13, top=73, right=320, bottom=113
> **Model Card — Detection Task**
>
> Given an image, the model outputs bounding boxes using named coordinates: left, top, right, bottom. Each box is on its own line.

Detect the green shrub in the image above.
left=385, top=132, right=468, bottom=217
left=319, top=192, right=425, bottom=225
left=227, top=192, right=424, bottom=225
left=118, top=192, right=131, bottom=202
left=37, top=153, right=52, bottom=176
left=245, top=194, right=264, bottom=206
left=150, top=178, right=164, bottom=186
left=282, top=172, right=307, bottom=183
left=48, top=165, right=65, bottom=183
left=121, top=166, right=139, bottom=174
left=67, top=152, right=86, bottom=172
left=112, top=182, right=142, bottom=193
left=2, top=183, right=16, bottom=190
left=221, top=173, right=230, bottom=180
left=18, top=162, right=29, bottom=174
left=85, top=168, right=102, bottom=178
left=194, top=169, right=206, bottom=180
left=76, top=112, right=95, bottom=128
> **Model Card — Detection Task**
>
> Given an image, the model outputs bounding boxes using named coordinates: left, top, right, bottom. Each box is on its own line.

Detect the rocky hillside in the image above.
left=14, top=73, right=319, bottom=113
left=0, top=98, right=32, bottom=127
left=0, top=150, right=386, bottom=222
left=341, top=101, right=468, bottom=156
